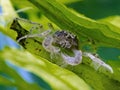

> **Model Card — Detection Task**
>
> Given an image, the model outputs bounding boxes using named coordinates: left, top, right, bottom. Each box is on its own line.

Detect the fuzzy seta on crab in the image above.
left=10, top=17, right=113, bottom=74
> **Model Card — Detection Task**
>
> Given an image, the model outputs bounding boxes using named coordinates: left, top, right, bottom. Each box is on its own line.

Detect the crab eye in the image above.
left=54, top=31, right=61, bottom=37
left=54, top=30, right=67, bottom=37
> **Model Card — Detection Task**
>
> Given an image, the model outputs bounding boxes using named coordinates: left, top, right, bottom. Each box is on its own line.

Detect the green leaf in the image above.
left=0, top=76, right=13, bottom=86
left=0, top=48, right=91, bottom=90
left=56, top=0, right=80, bottom=4
left=0, top=58, right=43, bottom=90
left=98, top=16, right=120, bottom=28
left=28, top=0, right=120, bottom=48
left=1, top=0, right=120, bottom=90
left=0, top=0, right=18, bottom=39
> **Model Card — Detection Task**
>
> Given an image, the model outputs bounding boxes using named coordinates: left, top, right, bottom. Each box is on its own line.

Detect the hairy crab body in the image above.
left=53, top=30, right=78, bottom=49
left=11, top=18, right=113, bottom=73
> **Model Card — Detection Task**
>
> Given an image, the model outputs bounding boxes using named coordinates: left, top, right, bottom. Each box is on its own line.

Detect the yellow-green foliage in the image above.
left=0, top=0, right=120, bottom=90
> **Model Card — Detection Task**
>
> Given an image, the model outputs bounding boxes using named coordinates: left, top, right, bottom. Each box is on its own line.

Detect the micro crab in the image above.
left=11, top=18, right=113, bottom=73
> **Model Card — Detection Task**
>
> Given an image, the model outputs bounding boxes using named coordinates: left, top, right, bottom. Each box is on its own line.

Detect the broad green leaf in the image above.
left=0, top=58, right=43, bottom=90
left=56, top=0, right=80, bottom=4
left=0, top=0, right=18, bottom=39
left=99, top=16, right=120, bottom=28
left=0, top=0, right=17, bottom=23
left=0, top=76, right=13, bottom=86
left=28, top=0, right=120, bottom=48
left=0, top=48, right=91, bottom=90
left=7, top=0, right=120, bottom=90
left=1, top=0, right=120, bottom=90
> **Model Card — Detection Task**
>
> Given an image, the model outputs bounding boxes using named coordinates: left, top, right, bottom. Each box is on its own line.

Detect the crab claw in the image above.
left=83, top=52, right=113, bottom=73
left=61, top=50, right=82, bottom=66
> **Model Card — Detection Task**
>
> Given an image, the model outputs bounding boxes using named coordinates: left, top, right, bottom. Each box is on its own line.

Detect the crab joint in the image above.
left=42, top=36, right=60, bottom=53
left=61, top=50, right=82, bottom=66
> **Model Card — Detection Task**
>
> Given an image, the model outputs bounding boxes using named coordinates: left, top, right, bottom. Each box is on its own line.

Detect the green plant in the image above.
left=0, top=0, right=120, bottom=90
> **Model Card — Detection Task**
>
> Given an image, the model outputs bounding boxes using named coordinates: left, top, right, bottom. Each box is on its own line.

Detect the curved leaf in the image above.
left=99, top=16, right=120, bottom=28
left=28, top=0, right=120, bottom=48
left=0, top=48, right=91, bottom=90
left=1, top=0, right=120, bottom=90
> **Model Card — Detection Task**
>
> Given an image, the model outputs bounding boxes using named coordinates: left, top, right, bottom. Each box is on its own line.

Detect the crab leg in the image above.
left=42, top=36, right=60, bottom=58
left=17, top=30, right=51, bottom=42
left=13, top=17, right=51, bottom=42
left=61, top=50, right=82, bottom=66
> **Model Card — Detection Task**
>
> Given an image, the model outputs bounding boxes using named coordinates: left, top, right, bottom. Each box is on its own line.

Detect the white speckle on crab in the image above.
left=61, top=50, right=82, bottom=66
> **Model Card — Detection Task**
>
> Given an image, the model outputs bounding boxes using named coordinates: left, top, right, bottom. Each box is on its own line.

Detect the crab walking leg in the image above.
left=61, top=50, right=82, bottom=66
left=42, top=36, right=60, bottom=57
left=14, top=17, right=44, bottom=34
left=83, top=52, right=113, bottom=73
left=17, top=30, right=51, bottom=42
left=17, top=24, right=41, bottom=42
left=15, top=17, right=42, bottom=25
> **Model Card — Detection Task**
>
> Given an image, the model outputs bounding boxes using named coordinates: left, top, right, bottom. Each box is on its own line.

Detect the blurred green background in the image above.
left=67, top=0, right=120, bottom=19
